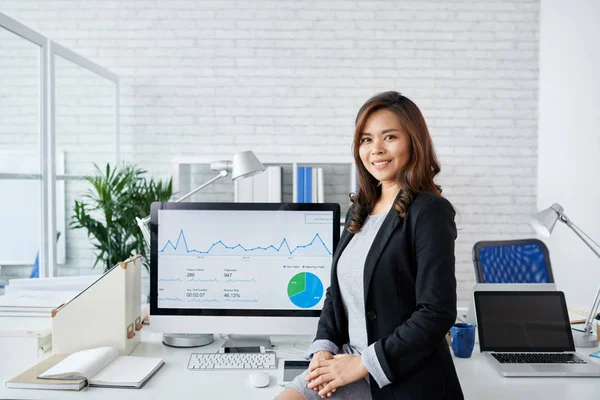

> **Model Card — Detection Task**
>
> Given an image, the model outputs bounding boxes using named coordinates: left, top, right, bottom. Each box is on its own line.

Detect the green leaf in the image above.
left=70, top=162, right=173, bottom=273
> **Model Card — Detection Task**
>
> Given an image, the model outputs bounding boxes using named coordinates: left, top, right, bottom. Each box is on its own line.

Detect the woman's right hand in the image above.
left=307, top=351, right=336, bottom=397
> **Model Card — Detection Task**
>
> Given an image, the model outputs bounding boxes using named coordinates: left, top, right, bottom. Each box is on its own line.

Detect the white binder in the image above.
left=51, top=255, right=143, bottom=356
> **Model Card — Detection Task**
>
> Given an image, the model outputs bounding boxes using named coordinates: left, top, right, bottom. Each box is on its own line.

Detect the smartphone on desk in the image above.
left=277, top=360, right=311, bottom=386
left=218, top=346, right=266, bottom=353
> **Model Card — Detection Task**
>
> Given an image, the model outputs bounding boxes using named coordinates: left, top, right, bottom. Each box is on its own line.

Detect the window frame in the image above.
left=0, top=12, right=120, bottom=277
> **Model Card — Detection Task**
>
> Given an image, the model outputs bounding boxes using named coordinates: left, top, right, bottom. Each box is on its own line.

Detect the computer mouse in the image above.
left=248, top=372, right=270, bottom=388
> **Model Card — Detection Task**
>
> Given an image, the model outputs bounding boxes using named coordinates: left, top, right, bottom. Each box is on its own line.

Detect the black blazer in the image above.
left=315, top=192, right=464, bottom=400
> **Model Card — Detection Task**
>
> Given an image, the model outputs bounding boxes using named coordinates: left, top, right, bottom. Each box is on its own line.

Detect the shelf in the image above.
left=172, top=157, right=357, bottom=210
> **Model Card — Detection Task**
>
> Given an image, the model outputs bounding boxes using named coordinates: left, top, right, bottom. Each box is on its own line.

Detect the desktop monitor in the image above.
left=150, top=202, right=340, bottom=344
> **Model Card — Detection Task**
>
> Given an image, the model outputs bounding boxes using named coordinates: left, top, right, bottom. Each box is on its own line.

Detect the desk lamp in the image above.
left=136, top=150, right=265, bottom=347
left=530, top=203, right=600, bottom=348
left=136, top=150, right=265, bottom=250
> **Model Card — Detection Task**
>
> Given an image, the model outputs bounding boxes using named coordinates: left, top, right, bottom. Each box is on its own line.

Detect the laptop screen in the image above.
left=475, top=291, right=575, bottom=352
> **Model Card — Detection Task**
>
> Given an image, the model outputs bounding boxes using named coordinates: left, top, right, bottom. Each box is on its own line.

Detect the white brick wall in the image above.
left=1, top=0, right=540, bottom=306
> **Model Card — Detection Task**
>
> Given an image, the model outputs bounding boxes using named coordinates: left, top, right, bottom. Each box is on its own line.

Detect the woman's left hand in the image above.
left=305, top=354, right=369, bottom=398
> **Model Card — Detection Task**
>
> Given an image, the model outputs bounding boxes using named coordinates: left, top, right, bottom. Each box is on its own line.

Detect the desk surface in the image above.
left=2, top=330, right=600, bottom=400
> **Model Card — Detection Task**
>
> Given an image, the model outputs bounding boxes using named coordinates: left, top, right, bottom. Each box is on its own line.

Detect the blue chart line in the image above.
left=225, top=299, right=258, bottom=303
left=158, top=230, right=332, bottom=256
left=224, top=278, right=257, bottom=283
left=188, top=278, right=220, bottom=283
left=158, top=278, right=183, bottom=282
left=187, top=299, right=219, bottom=303
left=158, top=297, right=183, bottom=302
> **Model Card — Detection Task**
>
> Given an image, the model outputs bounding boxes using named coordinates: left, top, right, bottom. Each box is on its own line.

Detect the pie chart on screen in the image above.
left=287, top=272, right=324, bottom=309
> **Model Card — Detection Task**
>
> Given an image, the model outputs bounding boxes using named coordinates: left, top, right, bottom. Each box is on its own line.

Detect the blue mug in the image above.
left=450, top=323, right=475, bottom=358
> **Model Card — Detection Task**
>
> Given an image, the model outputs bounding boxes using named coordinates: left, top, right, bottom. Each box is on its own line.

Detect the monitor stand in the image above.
left=223, top=334, right=272, bottom=349
left=162, top=333, right=214, bottom=348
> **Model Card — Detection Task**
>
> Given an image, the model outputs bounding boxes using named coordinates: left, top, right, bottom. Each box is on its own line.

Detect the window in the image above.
left=0, top=13, right=120, bottom=278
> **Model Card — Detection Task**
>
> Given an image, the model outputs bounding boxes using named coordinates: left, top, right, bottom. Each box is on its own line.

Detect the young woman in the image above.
left=275, top=91, right=463, bottom=400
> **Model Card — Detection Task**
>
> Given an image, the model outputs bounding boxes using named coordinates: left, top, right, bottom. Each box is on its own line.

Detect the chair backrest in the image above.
left=472, top=239, right=554, bottom=283
left=30, top=252, right=40, bottom=278
left=30, top=231, right=62, bottom=278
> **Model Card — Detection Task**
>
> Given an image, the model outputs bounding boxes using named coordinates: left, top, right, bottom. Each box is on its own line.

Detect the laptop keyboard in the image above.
left=491, top=353, right=587, bottom=364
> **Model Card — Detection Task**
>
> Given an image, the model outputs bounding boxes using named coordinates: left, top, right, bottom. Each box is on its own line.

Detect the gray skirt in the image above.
left=286, top=369, right=372, bottom=400
left=285, top=345, right=372, bottom=400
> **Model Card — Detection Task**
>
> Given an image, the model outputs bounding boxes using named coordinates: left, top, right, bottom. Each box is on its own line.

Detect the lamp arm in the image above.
left=135, top=170, right=229, bottom=251
left=175, top=169, right=228, bottom=203
left=563, top=218, right=600, bottom=260
left=136, top=216, right=151, bottom=250
left=563, top=217, right=600, bottom=335
left=583, top=288, right=600, bottom=335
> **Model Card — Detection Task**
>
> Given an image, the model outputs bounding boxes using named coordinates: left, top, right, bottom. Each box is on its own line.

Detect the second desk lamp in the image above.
left=530, top=203, right=600, bottom=348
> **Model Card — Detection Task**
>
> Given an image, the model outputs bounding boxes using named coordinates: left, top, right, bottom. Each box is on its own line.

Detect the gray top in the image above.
left=307, top=213, right=392, bottom=388
left=337, top=213, right=386, bottom=356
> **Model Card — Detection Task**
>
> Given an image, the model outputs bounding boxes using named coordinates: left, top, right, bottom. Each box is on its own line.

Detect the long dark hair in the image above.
left=348, top=91, right=442, bottom=234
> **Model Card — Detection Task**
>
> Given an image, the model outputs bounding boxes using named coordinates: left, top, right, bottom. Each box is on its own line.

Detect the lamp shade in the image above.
left=530, top=203, right=564, bottom=236
left=231, top=150, right=265, bottom=180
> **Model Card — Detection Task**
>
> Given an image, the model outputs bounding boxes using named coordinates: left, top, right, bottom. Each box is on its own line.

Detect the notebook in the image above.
left=6, top=347, right=164, bottom=390
left=474, top=291, right=600, bottom=377
left=5, top=354, right=86, bottom=391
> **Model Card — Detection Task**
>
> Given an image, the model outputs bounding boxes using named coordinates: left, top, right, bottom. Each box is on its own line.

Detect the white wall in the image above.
left=538, top=0, right=600, bottom=308
left=1, top=1, right=541, bottom=305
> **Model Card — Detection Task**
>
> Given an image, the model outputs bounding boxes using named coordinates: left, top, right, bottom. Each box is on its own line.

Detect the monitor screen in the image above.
left=150, top=202, right=340, bottom=321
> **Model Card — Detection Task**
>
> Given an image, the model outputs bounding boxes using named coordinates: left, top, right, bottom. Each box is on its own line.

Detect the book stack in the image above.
left=296, top=166, right=324, bottom=203
left=6, top=275, right=97, bottom=294
left=0, top=288, right=81, bottom=358
left=0, top=316, right=53, bottom=359
left=0, top=290, right=78, bottom=318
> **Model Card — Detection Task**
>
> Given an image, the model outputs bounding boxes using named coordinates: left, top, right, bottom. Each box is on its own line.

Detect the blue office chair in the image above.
left=472, top=239, right=554, bottom=283
left=30, top=252, right=41, bottom=278
left=30, top=232, right=62, bottom=278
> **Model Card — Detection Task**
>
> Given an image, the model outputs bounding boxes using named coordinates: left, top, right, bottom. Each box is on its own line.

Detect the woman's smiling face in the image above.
left=358, top=108, right=412, bottom=185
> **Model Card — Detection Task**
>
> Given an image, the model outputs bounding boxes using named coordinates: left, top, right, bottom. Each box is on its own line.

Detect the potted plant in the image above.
left=70, top=163, right=172, bottom=273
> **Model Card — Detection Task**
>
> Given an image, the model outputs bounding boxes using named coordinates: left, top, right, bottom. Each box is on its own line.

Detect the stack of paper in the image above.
left=0, top=316, right=52, bottom=357
left=0, top=290, right=79, bottom=317
left=6, top=275, right=97, bottom=293
left=567, top=306, right=589, bottom=324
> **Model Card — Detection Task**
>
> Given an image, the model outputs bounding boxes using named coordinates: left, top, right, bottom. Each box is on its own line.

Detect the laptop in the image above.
left=474, top=291, right=600, bottom=377
left=465, top=283, right=556, bottom=326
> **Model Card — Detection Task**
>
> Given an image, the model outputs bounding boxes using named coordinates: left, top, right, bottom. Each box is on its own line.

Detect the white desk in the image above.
left=2, top=330, right=600, bottom=399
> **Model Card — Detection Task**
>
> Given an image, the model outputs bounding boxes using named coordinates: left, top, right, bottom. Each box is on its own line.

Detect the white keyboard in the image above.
left=187, top=352, right=277, bottom=370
